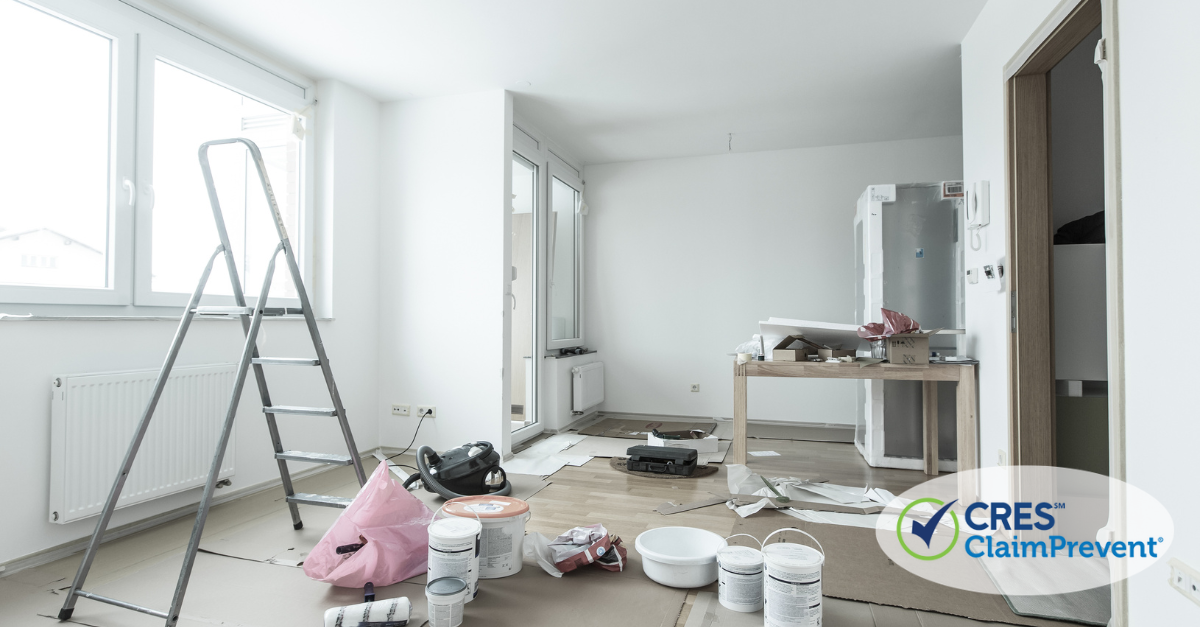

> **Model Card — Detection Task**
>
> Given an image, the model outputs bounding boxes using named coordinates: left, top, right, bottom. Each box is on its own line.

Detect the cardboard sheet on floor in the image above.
left=503, top=433, right=590, bottom=476
left=732, top=511, right=1080, bottom=627
left=577, top=417, right=716, bottom=440
left=572, top=435, right=638, bottom=457
left=197, top=473, right=548, bottom=573
left=39, top=549, right=687, bottom=627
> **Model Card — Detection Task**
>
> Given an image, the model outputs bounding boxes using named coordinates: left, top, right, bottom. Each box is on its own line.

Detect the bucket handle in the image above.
left=763, top=527, right=824, bottom=559
left=432, top=501, right=482, bottom=526
left=724, top=533, right=764, bottom=550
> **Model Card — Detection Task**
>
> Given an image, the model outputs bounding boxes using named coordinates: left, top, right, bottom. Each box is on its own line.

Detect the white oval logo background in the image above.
left=874, top=466, right=1173, bottom=595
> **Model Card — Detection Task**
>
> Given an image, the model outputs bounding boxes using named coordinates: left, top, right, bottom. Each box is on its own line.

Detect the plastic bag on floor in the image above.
left=303, top=461, right=432, bottom=587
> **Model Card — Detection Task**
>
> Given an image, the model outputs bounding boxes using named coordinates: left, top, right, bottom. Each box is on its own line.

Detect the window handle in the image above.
left=122, top=179, right=135, bottom=207
left=144, top=182, right=155, bottom=210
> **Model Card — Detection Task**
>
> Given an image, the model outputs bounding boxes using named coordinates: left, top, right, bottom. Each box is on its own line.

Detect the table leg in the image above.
left=923, top=380, right=938, bottom=476
left=733, top=363, right=747, bottom=465
left=956, top=365, right=978, bottom=473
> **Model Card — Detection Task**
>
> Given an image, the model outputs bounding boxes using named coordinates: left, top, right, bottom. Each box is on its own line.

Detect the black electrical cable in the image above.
left=388, top=408, right=433, bottom=462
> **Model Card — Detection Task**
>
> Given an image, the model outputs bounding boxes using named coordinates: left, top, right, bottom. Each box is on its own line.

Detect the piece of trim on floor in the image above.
left=0, top=451, right=374, bottom=578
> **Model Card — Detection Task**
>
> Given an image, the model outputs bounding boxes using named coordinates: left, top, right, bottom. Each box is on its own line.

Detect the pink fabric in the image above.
left=858, top=308, right=920, bottom=341
left=303, top=461, right=431, bottom=587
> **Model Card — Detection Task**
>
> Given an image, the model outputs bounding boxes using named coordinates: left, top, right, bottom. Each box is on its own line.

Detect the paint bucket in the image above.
left=427, top=510, right=482, bottom=603
left=443, top=495, right=530, bottom=578
left=425, top=576, right=468, bottom=627
left=762, top=528, right=825, bottom=627
left=717, top=534, right=764, bottom=613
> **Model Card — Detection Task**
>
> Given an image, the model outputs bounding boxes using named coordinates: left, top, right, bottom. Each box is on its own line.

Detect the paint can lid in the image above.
left=426, top=577, right=468, bottom=597
left=763, top=542, right=824, bottom=569
left=444, top=495, right=530, bottom=519
left=429, top=516, right=481, bottom=538
left=717, top=545, right=764, bottom=568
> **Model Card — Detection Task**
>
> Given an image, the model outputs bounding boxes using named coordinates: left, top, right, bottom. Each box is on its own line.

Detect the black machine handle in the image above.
left=402, top=444, right=512, bottom=500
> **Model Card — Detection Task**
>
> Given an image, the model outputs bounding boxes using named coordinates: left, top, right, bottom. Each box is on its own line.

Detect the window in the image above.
left=0, top=0, right=311, bottom=310
left=149, top=60, right=300, bottom=300
left=548, top=175, right=581, bottom=343
left=0, top=0, right=113, bottom=291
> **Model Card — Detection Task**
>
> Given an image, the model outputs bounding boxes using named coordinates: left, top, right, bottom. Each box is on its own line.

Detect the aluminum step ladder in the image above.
left=59, top=138, right=367, bottom=626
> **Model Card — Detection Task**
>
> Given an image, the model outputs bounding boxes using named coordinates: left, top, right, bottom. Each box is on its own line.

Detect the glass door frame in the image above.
left=511, top=137, right=542, bottom=446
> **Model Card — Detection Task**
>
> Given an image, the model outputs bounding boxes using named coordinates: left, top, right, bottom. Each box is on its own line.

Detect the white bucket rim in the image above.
left=763, top=527, right=825, bottom=569
left=635, top=526, right=728, bottom=566
left=429, top=516, right=481, bottom=540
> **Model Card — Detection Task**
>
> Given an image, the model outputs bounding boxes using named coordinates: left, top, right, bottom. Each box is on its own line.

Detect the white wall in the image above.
left=1119, top=0, right=1200, bottom=622
left=0, top=79, right=382, bottom=565
left=376, top=90, right=513, bottom=455
left=959, top=0, right=1062, bottom=471
left=582, top=136, right=963, bottom=425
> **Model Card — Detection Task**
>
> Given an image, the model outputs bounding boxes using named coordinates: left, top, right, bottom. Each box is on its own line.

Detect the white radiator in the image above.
left=49, top=364, right=238, bottom=524
left=572, top=362, right=604, bottom=412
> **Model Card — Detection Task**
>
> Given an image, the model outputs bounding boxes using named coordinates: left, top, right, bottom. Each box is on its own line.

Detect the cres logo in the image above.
left=896, top=498, right=959, bottom=560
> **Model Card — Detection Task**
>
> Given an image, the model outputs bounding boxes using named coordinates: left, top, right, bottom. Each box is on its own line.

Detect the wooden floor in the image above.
left=0, top=437, right=1015, bottom=627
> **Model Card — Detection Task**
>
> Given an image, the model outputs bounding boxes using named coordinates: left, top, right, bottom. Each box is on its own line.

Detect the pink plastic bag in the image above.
left=303, top=461, right=431, bottom=587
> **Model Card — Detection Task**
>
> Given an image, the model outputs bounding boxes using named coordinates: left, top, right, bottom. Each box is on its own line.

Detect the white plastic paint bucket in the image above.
left=762, top=528, right=825, bottom=627
left=717, top=534, right=764, bottom=613
left=443, top=495, right=530, bottom=579
left=426, top=576, right=468, bottom=627
left=428, top=512, right=481, bottom=603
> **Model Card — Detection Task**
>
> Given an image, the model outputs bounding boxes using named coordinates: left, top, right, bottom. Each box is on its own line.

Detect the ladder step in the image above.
left=192, top=306, right=304, bottom=317
left=288, top=493, right=353, bottom=508
left=252, top=357, right=320, bottom=366
left=264, top=405, right=337, bottom=416
left=74, top=590, right=168, bottom=619
left=193, top=305, right=253, bottom=315
left=276, top=451, right=353, bottom=465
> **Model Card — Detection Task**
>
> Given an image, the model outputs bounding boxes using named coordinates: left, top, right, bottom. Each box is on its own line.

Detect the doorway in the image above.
left=511, top=153, right=538, bottom=434
left=1005, top=0, right=1103, bottom=468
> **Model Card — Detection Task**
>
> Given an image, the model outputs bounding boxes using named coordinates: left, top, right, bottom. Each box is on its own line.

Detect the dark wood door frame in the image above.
left=1005, top=0, right=1102, bottom=468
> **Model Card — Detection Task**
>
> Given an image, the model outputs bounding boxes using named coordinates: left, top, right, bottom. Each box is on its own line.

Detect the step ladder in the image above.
left=59, top=138, right=367, bottom=626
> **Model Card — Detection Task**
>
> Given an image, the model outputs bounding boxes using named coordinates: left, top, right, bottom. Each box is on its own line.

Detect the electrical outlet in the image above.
left=690, top=384, right=700, bottom=393
left=391, top=404, right=410, bottom=416
left=416, top=406, right=436, bottom=419
left=1169, top=558, right=1200, bottom=607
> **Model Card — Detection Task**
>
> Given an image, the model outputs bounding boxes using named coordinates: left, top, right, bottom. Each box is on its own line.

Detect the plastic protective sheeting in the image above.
left=304, top=461, right=432, bottom=587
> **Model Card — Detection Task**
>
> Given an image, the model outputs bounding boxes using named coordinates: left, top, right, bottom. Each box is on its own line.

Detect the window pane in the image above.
left=549, top=176, right=578, bottom=340
left=152, top=60, right=300, bottom=298
left=0, top=0, right=111, bottom=289
left=511, top=154, right=537, bottom=431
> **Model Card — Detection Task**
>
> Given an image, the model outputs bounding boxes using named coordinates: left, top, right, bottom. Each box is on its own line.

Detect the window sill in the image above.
left=0, top=313, right=333, bottom=322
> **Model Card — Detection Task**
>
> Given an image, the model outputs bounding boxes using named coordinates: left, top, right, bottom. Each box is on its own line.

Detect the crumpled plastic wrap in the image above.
left=857, top=308, right=920, bottom=341
left=523, top=523, right=627, bottom=577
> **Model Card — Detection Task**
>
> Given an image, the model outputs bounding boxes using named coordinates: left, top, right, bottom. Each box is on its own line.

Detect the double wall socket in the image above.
left=1169, top=558, right=1200, bottom=607
left=416, top=406, right=437, bottom=419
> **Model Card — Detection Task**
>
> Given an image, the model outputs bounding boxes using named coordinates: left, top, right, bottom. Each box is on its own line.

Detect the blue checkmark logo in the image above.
left=897, top=498, right=960, bottom=561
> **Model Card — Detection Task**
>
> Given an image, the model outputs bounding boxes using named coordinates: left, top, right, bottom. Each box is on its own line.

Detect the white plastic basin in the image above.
left=635, top=526, right=728, bottom=588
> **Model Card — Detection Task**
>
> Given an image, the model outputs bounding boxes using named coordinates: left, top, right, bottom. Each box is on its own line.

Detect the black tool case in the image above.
left=625, top=445, right=698, bottom=476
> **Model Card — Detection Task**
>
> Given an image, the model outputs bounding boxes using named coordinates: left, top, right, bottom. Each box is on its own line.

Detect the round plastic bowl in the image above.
left=634, top=527, right=728, bottom=588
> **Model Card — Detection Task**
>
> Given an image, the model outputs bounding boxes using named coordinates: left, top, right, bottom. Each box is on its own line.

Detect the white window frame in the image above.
left=0, top=0, right=136, bottom=306
left=133, top=27, right=312, bottom=308
left=545, top=153, right=585, bottom=351
left=0, top=0, right=314, bottom=312
left=510, top=147, right=541, bottom=445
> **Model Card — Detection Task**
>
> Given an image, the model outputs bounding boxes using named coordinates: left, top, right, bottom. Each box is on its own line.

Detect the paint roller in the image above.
left=323, top=583, right=412, bottom=627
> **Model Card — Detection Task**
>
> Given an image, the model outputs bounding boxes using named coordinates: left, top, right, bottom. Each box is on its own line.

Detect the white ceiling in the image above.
left=152, top=0, right=985, bottom=165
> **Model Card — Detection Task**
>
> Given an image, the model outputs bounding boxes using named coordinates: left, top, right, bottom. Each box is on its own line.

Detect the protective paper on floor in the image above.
left=577, top=417, right=717, bottom=439
left=983, top=559, right=1111, bottom=626
left=38, top=549, right=687, bottom=627
left=503, top=433, right=590, bottom=476
left=197, top=473, right=548, bottom=572
left=732, top=511, right=1082, bottom=627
